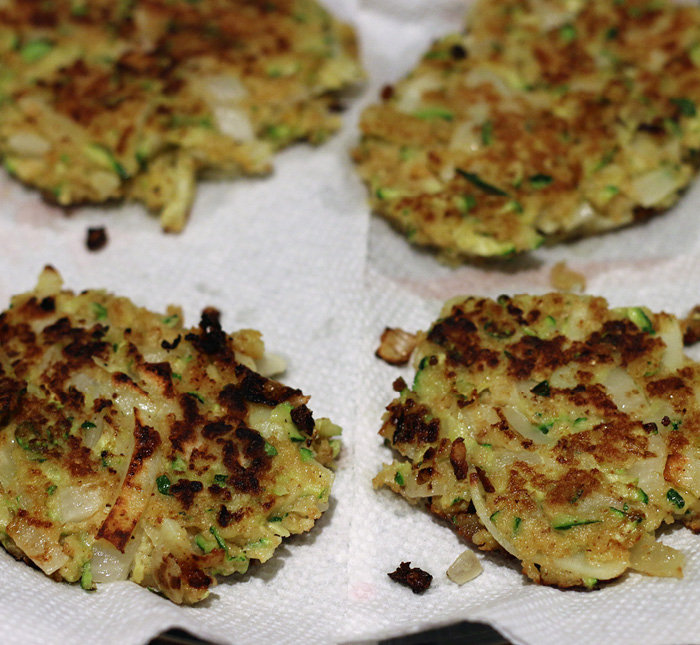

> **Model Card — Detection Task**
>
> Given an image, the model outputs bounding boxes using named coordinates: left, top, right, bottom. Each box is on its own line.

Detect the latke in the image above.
left=353, top=0, right=700, bottom=261
left=0, top=0, right=363, bottom=231
left=374, top=293, right=700, bottom=588
left=0, top=268, right=341, bottom=604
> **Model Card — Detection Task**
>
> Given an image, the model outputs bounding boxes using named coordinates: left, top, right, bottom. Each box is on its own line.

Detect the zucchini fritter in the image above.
left=0, top=268, right=341, bottom=604
left=353, top=0, right=700, bottom=261
left=0, top=0, right=363, bottom=231
left=375, top=294, right=700, bottom=588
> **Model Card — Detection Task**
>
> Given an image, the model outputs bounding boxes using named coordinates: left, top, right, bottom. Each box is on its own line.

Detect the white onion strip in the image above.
left=468, top=466, right=520, bottom=558
left=96, top=409, right=162, bottom=552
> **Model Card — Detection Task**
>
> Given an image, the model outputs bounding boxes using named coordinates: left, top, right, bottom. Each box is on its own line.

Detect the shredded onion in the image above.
left=502, top=406, right=552, bottom=445
left=255, top=352, right=287, bottom=378
left=34, top=265, right=63, bottom=298
left=447, top=549, right=483, bottom=585
left=463, top=67, right=514, bottom=96
left=202, top=75, right=248, bottom=103
left=573, top=492, right=625, bottom=518
left=0, top=439, right=17, bottom=489
left=213, top=106, right=255, bottom=141
left=88, top=170, right=121, bottom=197
left=7, top=521, right=68, bottom=575
left=395, top=74, right=444, bottom=113
left=82, top=423, right=102, bottom=448
left=629, top=534, right=684, bottom=578
left=493, top=450, right=543, bottom=469
left=468, top=466, right=520, bottom=558
left=404, top=470, right=451, bottom=498
left=268, top=522, right=291, bottom=538
left=449, top=121, right=483, bottom=153
left=55, top=484, right=106, bottom=523
left=631, top=167, right=678, bottom=207
left=91, top=539, right=135, bottom=582
left=627, top=434, right=667, bottom=518
left=6, top=131, right=51, bottom=156
left=529, top=0, right=580, bottom=29
left=658, top=317, right=684, bottom=372
left=569, top=201, right=601, bottom=228
left=548, top=366, right=578, bottom=390
left=376, top=328, right=418, bottom=366
left=601, top=367, right=646, bottom=413
left=553, top=553, right=628, bottom=580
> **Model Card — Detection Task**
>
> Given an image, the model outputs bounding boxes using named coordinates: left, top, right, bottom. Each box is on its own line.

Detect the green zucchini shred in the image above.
left=195, top=534, right=213, bottom=554
left=667, top=488, right=685, bottom=509
left=80, top=562, right=94, bottom=590
left=156, top=474, right=172, bottom=496
left=456, top=168, right=509, bottom=197
left=626, top=307, right=655, bottom=334
left=531, top=380, right=551, bottom=397
left=553, top=518, right=600, bottom=530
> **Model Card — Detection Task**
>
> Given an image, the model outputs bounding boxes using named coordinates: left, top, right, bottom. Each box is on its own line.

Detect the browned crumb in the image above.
left=682, top=305, right=700, bottom=346
left=388, top=562, right=433, bottom=594
left=376, top=328, right=418, bottom=365
left=86, top=227, right=108, bottom=252
left=549, top=262, right=586, bottom=293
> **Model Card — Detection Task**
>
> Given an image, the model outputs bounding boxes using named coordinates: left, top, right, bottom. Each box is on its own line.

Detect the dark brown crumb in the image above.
left=86, top=227, right=108, bottom=251
left=450, top=44, right=467, bottom=59
left=161, top=335, right=182, bottom=351
left=682, top=305, right=700, bottom=346
left=381, top=84, right=394, bottom=101
left=291, top=404, right=315, bottom=436
left=392, top=377, right=407, bottom=392
left=388, top=561, right=433, bottom=594
left=185, top=308, right=226, bottom=355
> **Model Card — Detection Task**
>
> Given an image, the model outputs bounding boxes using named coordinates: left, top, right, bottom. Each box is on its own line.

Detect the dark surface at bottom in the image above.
left=150, top=620, right=511, bottom=645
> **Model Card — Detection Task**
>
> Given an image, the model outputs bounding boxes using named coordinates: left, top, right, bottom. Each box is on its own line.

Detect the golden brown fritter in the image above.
left=375, top=294, right=700, bottom=588
left=0, top=268, right=341, bottom=604
left=354, top=0, right=700, bottom=261
left=0, top=0, right=363, bottom=231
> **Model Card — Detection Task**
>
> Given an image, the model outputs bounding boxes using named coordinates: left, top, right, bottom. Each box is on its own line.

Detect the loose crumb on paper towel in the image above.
left=549, top=261, right=586, bottom=293
left=388, top=562, right=433, bottom=594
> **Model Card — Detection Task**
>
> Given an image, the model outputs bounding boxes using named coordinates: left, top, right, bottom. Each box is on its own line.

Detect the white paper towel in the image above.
left=2, top=1, right=700, bottom=644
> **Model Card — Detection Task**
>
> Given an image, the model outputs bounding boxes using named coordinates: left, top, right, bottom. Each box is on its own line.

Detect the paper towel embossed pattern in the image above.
left=0, top=0, right=363, bottom=231
left=0, top=268, right=341, bottom=604
left=375, top=293, right=700, bottom=588
left=353, top=0, right=700, bottom=261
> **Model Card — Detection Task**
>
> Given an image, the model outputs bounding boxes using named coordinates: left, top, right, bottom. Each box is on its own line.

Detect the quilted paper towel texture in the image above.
left=3, top=0, right=700, bottom=644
